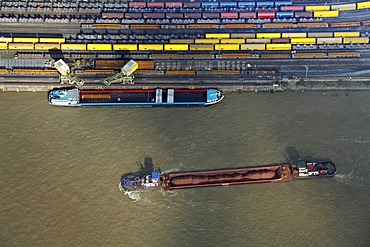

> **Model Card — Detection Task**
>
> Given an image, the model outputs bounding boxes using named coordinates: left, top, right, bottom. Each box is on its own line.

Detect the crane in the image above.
left=54, top=59, right=84, bottom=86
left=103, top=60, right=138, bottom=85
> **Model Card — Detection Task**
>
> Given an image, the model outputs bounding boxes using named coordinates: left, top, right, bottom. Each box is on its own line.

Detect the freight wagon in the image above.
left=97, top=8, right=370, bottom=23
left=0, top=33, right=65, bottom=43
left=314, top=11, right=339, bottom=18
left=34, top=43, right=60, bottom=50
left=119, top=10, right=341, bottom=21
left=124, top=1, right=369, bottom=12
left=126, top=1, right=294, bottom=9
left=331, top=3, right=356, bottom=11
left=101, top=12, right=124, bottom=19
left=357, top=1, right=370, bottom=9
left=2, top=33, right=367, bottom=52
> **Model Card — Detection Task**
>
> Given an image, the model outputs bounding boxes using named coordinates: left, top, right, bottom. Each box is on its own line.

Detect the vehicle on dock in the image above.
left=48, top=87, right=224, bottom=107
left=119, top=161, right=336, bottom=192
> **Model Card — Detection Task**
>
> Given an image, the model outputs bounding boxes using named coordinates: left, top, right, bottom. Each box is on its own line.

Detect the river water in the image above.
left=1, top=91, right=370, bottom=246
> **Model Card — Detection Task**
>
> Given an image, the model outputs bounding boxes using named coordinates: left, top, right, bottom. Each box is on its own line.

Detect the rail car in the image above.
left=0, top=33, right=65, bottom=43
left=330, top=22, right=362, bottom=28
left=101, top=12, right=124, bottom=19
left=119, top=10, right=334, bottom=20
left=127, top=1, right=293, bottom=9
left=2, top=36, right=368, bottom=52
left=203, top=32, right=362, bottom=40
left=92, top=23, right=122, bottom=29
left=88, top=21, right=353, bottom=30
left=104, top=1, right=370, bottom=22
left=125, top=1, right=369, bottom=11
left=314, top=11, right=339, bottom=18
left=278, top=2, right=370, bottom=12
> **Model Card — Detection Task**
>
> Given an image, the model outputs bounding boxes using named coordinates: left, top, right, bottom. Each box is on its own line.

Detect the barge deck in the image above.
left=119, top=160, right=336, bottom=192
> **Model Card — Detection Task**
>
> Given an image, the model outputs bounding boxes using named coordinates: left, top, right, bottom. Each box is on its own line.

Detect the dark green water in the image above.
left=1, top=91, right=369, bottom=246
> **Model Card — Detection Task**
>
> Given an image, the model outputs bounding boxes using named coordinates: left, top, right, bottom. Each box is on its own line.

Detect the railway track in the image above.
left=1, top=1, right=369, bottom=86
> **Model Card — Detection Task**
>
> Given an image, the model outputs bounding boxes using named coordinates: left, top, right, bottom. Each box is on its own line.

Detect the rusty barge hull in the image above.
left=161, top=164, right=293, bottom=190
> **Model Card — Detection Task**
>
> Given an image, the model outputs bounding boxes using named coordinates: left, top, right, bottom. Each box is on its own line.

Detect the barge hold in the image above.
left=48, top=87, right=224, bottom=107
left=161, top=164, right=292, bottom=190
left=119, top=161, right=336, bottom=192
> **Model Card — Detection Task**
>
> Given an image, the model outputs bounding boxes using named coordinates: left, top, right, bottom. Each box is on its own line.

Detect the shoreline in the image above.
left=2, top=77, right=370, bottom=93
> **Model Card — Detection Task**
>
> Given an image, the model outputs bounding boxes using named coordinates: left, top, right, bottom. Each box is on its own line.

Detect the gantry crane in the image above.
left=54, top=59, right=84, bottom=86
left=103, top=60, right=138, bottom=85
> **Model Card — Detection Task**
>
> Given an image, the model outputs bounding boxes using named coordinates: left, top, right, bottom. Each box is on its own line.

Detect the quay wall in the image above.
left=282, top=77, right=370, bottom=91
left=2, top=77, right=370, bottom=93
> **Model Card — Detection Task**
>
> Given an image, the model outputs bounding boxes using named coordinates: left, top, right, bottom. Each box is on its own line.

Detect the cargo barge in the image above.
left=48, top=87, right=224, bottom=107
left=119, top=160, right=336, bottom=192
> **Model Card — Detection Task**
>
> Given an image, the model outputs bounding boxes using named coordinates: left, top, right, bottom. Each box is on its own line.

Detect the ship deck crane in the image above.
left=103, top=60, right=138, bottom=85
left=54, top=59, right=84, bottom=86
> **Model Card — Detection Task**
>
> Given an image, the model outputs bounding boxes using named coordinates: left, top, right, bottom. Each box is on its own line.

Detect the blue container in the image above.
left=276, top=11, right=294, bottom=18
left=220, top=2, right=237, bottom=8
left=238, top=2, right=256, bottom=8
left=201, top=2, right=219, bottom=8
left=274, top=1, right=293, bottom=7
left=257, top=1, right=275, bottom=7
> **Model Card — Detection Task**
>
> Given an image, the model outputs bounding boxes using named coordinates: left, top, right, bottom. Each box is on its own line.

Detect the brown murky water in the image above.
left=1, top=91, right=369, bottom=246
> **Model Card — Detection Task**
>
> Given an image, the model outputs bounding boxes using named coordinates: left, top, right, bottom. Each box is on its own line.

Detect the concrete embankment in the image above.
left=282, top=77, right=370, bottom=91
left=0, top=75, right=278, bottom=92
left=2, top=77, right=370, bottom=93
left=0, top=83, right=278, bottom=93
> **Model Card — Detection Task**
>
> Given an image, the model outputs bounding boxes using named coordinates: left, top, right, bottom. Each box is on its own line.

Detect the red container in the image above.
left=129, top=2, right=146, bottom=8
left=147, top=2, right=164, bottom=8
left=221, top=12, right=238, bottom=19
left=239, top=12, right=257, bottom=18
left=257, top=12, right=275, bottom=19
left=280, top=6, right=304, bottom=11
left=165, top=2, right=183, bottom=8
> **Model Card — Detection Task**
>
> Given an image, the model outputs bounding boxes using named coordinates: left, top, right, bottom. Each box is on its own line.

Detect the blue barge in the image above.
left=48, top=87, right=224, bottom=107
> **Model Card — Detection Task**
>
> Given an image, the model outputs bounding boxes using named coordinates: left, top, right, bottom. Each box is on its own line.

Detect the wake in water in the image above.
left=339, top=137, right=370, bottom=144
left=334, top=172, right=370, bottom=187
left=334, top=169, right=356, bottom=184
left=118, top=181, right=149, bottom=203
left=124, top=191, right=155, bottom=204
left=123, top=189, right=184, bottom=209
left=124, top=191, right=142, bottom=202
left=118, top=181, right=148, bottom=203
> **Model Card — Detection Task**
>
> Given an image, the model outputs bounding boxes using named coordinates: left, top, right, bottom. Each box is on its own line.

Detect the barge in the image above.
left=119, top=160, right=336, bottom=192
left=48, top=87, right=224, bottom=107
